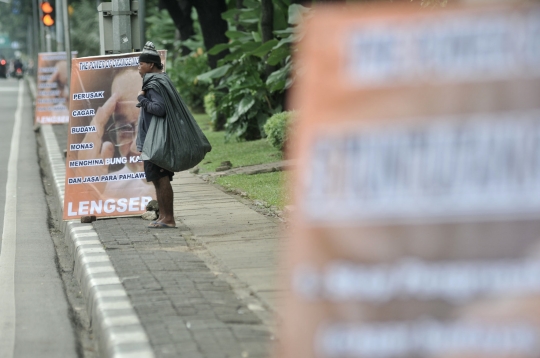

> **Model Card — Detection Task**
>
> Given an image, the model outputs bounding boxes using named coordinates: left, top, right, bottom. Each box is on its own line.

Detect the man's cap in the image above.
left=139, top=41, right=161, bottom=64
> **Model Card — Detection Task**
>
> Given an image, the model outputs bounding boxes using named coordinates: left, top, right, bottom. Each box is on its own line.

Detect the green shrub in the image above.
left=204, top=91, right=228, bottom=131
left=264, top=111, right=294, bottom=151
left=204, top=92, right=216, bottom=118
left=203, top=92, right=218, bottom=130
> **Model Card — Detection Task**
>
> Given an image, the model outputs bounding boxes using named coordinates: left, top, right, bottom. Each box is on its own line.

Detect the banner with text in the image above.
left=35, top=52, right=77, bottom=124
left=280, top=3, right=540, bottom=358
left=63, top=51, right=167, bottom=220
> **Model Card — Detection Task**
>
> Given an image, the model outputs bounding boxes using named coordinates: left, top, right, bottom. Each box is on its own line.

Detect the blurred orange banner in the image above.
left=281, top=2, right=540, bottom=358
left=62, top=51, right=166, bottom=220
left=35, top=52, right=77, bottom=124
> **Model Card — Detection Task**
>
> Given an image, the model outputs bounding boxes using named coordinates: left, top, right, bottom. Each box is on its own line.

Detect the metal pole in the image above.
left=40, top=12, right=46, bottom=52
left=27, top=17, right=33, bottom=59
left=62, top=0, right=71, bottom=94
left=55, top=0, right=64, bottom=51
left=31, top=0, right=39, bottom=65
left=46, top=28, right=52, bottom=52
left=112, top=0, right=132, bottom=53
left=139, top=0, right=145, bottom=48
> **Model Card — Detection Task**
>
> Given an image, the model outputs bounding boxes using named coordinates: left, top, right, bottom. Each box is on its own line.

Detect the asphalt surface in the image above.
left=0, top=78, right=77, bottom=357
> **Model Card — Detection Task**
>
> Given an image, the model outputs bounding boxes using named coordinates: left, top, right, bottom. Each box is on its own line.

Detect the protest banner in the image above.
left=35, top=52, right=77, bottom=124
left=280, top=3, right=540, bottom=358
left=63, top=51, right=166, bottom=220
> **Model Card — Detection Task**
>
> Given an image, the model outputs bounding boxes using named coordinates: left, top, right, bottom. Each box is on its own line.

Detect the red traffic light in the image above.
left=41, top=1, right=53, bottom=13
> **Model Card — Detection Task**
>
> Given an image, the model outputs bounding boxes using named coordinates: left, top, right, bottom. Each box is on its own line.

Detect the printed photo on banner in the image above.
left=63, top=51, right=167, bottom=220
left=35, top=52, right=77, bottom=124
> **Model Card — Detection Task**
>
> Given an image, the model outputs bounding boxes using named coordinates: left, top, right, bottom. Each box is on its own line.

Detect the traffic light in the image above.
left=41, top=1, right=55, bottom=27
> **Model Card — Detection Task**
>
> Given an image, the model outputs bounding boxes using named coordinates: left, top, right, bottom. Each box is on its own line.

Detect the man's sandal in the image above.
left=147, top=222, right=176, bottom=229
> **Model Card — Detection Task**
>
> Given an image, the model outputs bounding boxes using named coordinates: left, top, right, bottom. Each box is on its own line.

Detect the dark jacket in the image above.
left=136, top=88, right=165, bottom=152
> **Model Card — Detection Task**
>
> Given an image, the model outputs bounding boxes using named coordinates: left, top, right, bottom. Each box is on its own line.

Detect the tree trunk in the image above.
left=189, top=0, right=229, bottom=130
left=261, top=0, right=276, bottom=77
left=160, top=0, right=194, bottom=56
left=261, top=0, right=273, bottom=44
left=235, top=0, right=245, bottom=32
left=190, top=0, right=229, bottom=69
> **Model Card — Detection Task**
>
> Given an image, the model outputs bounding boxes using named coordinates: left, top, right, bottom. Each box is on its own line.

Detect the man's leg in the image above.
left=152, top=176, right=175, bottom=227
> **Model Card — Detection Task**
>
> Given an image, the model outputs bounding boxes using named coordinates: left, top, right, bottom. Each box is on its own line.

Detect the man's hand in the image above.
left=76, top=93, right=119, bottom=179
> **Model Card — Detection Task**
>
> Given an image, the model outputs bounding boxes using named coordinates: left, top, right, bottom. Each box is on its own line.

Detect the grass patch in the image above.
left=215, top=172, right=289, bottom=209
left=193, top=113, right=282, bottom=173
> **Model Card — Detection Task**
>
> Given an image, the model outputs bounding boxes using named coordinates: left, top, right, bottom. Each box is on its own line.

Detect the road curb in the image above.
left=36, top=97, right=154, bottom=357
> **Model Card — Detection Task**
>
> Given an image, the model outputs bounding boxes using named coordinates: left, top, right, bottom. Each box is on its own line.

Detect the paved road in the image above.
left=0, top=78, right=77, bottom=357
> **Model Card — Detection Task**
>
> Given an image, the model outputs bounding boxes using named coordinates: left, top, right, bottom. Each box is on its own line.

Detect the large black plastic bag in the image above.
left=140, top=73, right=211, bottom=172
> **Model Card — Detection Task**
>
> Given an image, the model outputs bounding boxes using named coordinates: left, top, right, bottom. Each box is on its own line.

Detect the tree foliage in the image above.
left=0, top=0, right=33, bottom=56
left=145, top=5, right=212, bottom=113
left=145, top=8, right=178, bottom=55
left=159, top=0, right=229, bottom=68
left=195, top=0, right=299, bottom=141
left=70, top=1, right=100, bottom=57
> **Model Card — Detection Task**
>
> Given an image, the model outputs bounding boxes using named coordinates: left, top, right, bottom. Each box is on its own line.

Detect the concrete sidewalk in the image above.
left=170, top=172, right=285, bottom=312
left=36, top=97, right=284, bottom=356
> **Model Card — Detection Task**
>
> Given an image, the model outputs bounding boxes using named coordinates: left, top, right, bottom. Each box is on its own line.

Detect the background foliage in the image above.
left=0, top=0, right=33, bottom=58
left=196, top=1, right=299, bottom=141
left=1, top=0, right=449, bottom=141
left=70, top=1, right=100, bottom=57
left=146, top=7, right=211, bottom=113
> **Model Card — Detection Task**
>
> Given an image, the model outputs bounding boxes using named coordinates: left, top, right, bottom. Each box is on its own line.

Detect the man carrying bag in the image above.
left=136, top=41, right=212, bottom=228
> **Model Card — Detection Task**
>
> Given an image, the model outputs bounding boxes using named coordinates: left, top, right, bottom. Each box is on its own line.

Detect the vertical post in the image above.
left=40, top=15, right=46, bottom=52
left=27, top=17, right=33, bottom=60
left=55, top=0, right=64, bottom=51
left=112, top=0, right=132, bottom=53
left=31, top=0, right=39, bottom=65
left=98, top=1, right=139, bottom=54
left=62, top=0, right=71, bottom=95
left=139, top=0, right=145, bottom=48
left=45, top=28, right=52, bottom=52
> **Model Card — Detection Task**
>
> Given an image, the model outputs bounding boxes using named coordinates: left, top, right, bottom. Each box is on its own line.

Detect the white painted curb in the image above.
left=32, top=76, right=154, bottom=358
